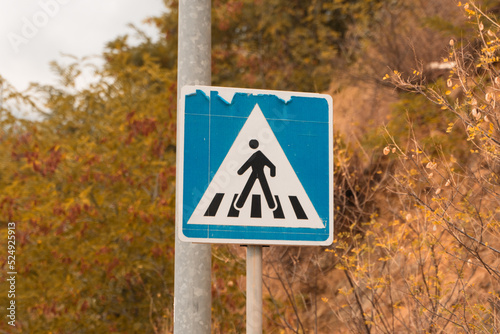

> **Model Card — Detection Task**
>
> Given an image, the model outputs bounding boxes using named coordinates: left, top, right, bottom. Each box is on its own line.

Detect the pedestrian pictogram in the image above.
left=236, top=139, right=276, bottom=211
left=177, top=85, right=333, bottom=245
left=187, top=104, right=324, bottom=229
left=203, top=138, right=281, bottom=219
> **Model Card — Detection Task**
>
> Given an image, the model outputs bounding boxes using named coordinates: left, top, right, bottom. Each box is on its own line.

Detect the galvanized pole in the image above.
left=174, top=0, right=211, bottom=333
left=247, top=245, right=263, bottom=333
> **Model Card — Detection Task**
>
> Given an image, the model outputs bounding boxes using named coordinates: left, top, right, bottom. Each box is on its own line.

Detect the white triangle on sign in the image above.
left=187, top=104, right=324, bottom=229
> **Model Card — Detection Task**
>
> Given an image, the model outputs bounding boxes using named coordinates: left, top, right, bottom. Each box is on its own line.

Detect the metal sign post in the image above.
left=174, top=1, right=211, bottom=333
left=246, top=245, right=263, bottom=334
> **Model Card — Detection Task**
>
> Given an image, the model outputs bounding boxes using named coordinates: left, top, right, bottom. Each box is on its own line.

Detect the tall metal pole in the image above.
left=174, top=1, right=211, bottom=333
left=247, top=245, right=263, bottom=334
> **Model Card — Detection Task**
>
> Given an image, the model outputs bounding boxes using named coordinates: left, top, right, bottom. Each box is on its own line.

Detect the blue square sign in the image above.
left=176, top=86, right=333, bottom=245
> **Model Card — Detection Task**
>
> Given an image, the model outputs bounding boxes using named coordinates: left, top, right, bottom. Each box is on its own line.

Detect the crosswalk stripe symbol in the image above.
left=227, top=194, right=240, bottom=218
left=289, top=196, right=307, bottom=220
left=202, top=193, right=309, bottom=221
left=204, top=193, right=224, bottom=217
left=272, top=196, right=285, bottom=219
left=187, top=104, right=324, bottom=229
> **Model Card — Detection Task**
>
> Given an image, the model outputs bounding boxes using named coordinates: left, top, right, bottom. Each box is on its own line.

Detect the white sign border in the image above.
left=176, top=85, right=333, bottom=246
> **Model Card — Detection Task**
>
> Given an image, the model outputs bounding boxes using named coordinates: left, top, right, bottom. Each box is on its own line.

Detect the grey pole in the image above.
left=174, top=0, right=211, bottom=333
left=247, top=245, right=263, bottom=333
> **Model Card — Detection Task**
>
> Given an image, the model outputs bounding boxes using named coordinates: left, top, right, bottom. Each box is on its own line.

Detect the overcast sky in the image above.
left=0, top=0, right=166, bottom=91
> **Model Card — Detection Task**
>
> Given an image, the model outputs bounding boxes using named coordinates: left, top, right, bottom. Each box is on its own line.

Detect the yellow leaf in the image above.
left=64, top=198, right=75, bottom=209
left=79, top=185, right=93, bottom=200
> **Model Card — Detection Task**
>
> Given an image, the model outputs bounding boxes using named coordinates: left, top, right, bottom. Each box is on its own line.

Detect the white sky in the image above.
left=0, top=0, right=166, bottom=92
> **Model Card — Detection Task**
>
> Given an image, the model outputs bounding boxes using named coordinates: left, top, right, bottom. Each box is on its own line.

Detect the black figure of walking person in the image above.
left=236, top=139, right=276, bottom=210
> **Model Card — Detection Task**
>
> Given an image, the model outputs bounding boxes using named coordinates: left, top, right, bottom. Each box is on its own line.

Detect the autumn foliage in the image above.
left=0, top=52, right=178, bottom=332
left=1, top=0, right=500, bottom=333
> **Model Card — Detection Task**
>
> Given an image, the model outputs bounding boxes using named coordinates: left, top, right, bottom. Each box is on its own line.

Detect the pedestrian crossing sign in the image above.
left=177, top=86, right=333, bottom=245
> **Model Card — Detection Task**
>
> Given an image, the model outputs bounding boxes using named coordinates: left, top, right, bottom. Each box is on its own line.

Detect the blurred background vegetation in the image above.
left=1, top=0, right=500, bottom=332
